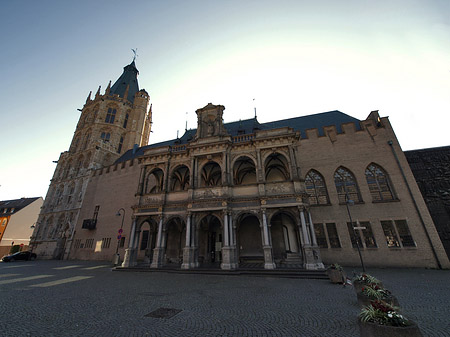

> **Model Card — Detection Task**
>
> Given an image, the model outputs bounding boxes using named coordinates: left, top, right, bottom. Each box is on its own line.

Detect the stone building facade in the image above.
left=405, top=146, right=450, bottom=259
left=31, top=61, right=152, bottom=259
left=69, top=100, right=449, bottom=269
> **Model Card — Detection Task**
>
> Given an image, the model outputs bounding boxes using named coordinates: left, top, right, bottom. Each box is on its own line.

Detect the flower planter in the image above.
left=353, top=280, right=383, bottom=294
left=327, top=269, right=346, bottom=283
left=358, top=319, right=423, bottom=337
left=357, top=292, right=400, bottom=308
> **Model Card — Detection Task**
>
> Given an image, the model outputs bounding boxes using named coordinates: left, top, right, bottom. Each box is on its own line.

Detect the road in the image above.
left=0, top=260, right=448, bottom=336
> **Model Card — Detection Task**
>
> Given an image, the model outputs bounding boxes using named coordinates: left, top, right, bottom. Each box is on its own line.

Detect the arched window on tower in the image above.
left=334, top=167, right=363, bottom=204
left=105, top=108, right=116, bottom=124
left=305, top=170, right=330, bottom=205
left=117, top=136, right=124, bottom=153
left=123, top=113, right=129, bottom=128
left=365, top=163, right=395, bottom=202
left=100, top=132, right=110, bottom=142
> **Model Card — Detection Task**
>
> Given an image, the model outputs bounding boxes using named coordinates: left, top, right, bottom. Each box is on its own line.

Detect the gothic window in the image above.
left=171, top=165, right=190, bottom=191
left=123, top=113, right=129, bottom=128
left=105, top=108, right=116, bottom=124
left=305, top=170, right=330, bottom=205
left=381, top=220, right=415, bottom=247
left=233, top=156, right=256, bottom=185
left=145, top=169, right=164, bottom=194
left=347, top=221, right=377, bottom=249
left=117, top=136, right=124, bottom=154
left=365, top=163, right=395, bottom=202
left=83, top=132, right=91, bottom=150
left=101, top=132, right=110, bottom=142
left=200, top=162, right=222, bottom=187
left=71, top=137, right=80, bottom=153
left=265, top=153, right=290, bottom=182
left=334, top=167, right=362, bottom=204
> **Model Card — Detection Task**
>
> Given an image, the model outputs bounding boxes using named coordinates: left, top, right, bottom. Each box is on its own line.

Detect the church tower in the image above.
left=32, top=60, right=152, bottom=259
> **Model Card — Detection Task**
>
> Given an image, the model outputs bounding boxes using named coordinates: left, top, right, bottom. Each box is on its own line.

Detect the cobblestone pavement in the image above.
left=0, top=260, right=448, bottom=336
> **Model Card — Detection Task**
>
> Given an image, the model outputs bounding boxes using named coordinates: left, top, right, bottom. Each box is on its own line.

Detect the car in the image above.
left=1, top=251, right=37, bottom=262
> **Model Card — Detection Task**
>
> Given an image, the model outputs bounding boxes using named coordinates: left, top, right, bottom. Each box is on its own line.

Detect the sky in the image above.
left=1, top=0, right=449, bottom=201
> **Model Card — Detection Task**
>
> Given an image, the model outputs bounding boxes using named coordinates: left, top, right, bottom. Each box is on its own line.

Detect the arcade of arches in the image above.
left=123, top=206, right=322, bottom=270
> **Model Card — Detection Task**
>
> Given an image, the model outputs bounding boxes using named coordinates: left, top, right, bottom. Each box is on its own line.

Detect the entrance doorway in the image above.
left=199, top=215, right=222, bottom=265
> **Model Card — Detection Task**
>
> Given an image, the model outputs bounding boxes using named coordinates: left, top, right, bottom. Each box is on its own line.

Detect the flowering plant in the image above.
left=359, top=300, right=411, bottom=327
left=353, top=273, right=382, bottom=285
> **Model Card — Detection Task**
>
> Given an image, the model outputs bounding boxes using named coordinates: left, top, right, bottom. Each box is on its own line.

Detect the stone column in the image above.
left=261, top=210, right=276, bottom=269
left=182, top=212, right=197, bottom=269
left=151, top=216, right=165, bottom=268
left=300, top=208, right=324, bottom=270
left=221, top=211, right=237, bottom=270
left=122, top=218, right=137, bottom=267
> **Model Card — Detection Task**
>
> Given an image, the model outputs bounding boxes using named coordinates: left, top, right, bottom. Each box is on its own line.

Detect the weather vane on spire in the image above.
left=131, top=48, right=138, bottom=62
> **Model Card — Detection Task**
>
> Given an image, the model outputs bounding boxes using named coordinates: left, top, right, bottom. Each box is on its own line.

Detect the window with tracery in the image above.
left=334, top=167, right=362, bottom=203
left=305, top=170, right=330, bottom=205
left=365, top=164, right=395, bottom=202
left=105, top=108, right=116, bottom=124
left=100, top=132, right=110, bottom=142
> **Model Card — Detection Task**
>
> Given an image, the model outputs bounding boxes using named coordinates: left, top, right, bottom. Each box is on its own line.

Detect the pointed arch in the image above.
left=265, top=153, right=290, bottom=182
left=305, top=169, right=330, bottom=205
left=334, top=166, right=362, bottom=203
left=170, top=165, right=190, bottom=191
left=365, top=163, right=395, bottom=201
left=200, top=161, right=222, bottom=187
left=145, top=168, right=164, bottom=194
left=233, top=156, right=257, bottom=185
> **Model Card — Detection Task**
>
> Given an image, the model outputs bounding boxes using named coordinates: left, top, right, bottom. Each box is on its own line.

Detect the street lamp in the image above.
left=114, top=208, right=125, bottom=265
left=345, top=193, right=366, bottom=272
left=29, top=222, right=37, bottom=253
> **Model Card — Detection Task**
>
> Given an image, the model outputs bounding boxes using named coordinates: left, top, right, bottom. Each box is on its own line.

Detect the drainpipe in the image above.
left=388, top=140, right=442, bottom=269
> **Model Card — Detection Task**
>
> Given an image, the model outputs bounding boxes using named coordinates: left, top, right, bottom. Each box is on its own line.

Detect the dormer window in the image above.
left=105, top=108, right=116, bottom=124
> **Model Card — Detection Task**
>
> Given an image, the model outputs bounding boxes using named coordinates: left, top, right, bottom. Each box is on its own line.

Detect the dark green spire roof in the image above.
left=110, top=61, right=140, bottom=103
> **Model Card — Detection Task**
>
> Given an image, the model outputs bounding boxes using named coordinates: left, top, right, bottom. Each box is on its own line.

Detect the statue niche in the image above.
left=195, top=103, right=228, bottom=139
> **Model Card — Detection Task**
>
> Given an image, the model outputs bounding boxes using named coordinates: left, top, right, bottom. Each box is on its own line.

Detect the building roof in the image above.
left=0, top=197, right=41, bottom=217
left=116, top=110, right=361, bottom=163
left=109, top=61, right=140, bottom=103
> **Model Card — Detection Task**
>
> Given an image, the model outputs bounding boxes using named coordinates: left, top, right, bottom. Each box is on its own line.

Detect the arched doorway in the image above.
left=198, top=215, right=222, bottom=265
left=165, top=217, right=185, bottom=265
left=270, top=212, right=302, bottom=266
left=237, top=213, right=263, bottom=265
left=137, top=220, right=157, bottom=263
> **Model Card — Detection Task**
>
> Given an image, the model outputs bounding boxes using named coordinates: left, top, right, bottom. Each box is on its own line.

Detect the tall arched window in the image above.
left=305, top=170, right=330, bottom=205
left=365, top=163, right=395, bottom=202
left=123, top=113, right=129, bottom=128
left=105, top=108, right=116, bottom=124
left=117, top=136, right=124, bottom=154
left=334, top=167, right=362, bottom=204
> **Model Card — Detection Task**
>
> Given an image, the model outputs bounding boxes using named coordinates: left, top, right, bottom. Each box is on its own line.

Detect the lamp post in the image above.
left=29, top=222, right=37, bottom=253
left=114, top=208, right=125, bottom=265
left=345, top=193, right=366, bottom=272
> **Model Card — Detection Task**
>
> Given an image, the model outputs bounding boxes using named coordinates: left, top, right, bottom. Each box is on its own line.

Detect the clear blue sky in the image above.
left=1, top=0, right=449, bottom=200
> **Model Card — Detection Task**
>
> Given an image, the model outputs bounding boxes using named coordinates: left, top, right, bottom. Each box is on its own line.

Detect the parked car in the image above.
left=1, top=251, right=37, bottom=262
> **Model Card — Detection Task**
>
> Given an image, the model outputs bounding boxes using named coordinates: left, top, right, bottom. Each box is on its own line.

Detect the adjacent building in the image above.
left=0, top=197, right=43, bottom=257
left=405, top=146, right=450, bottom=260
